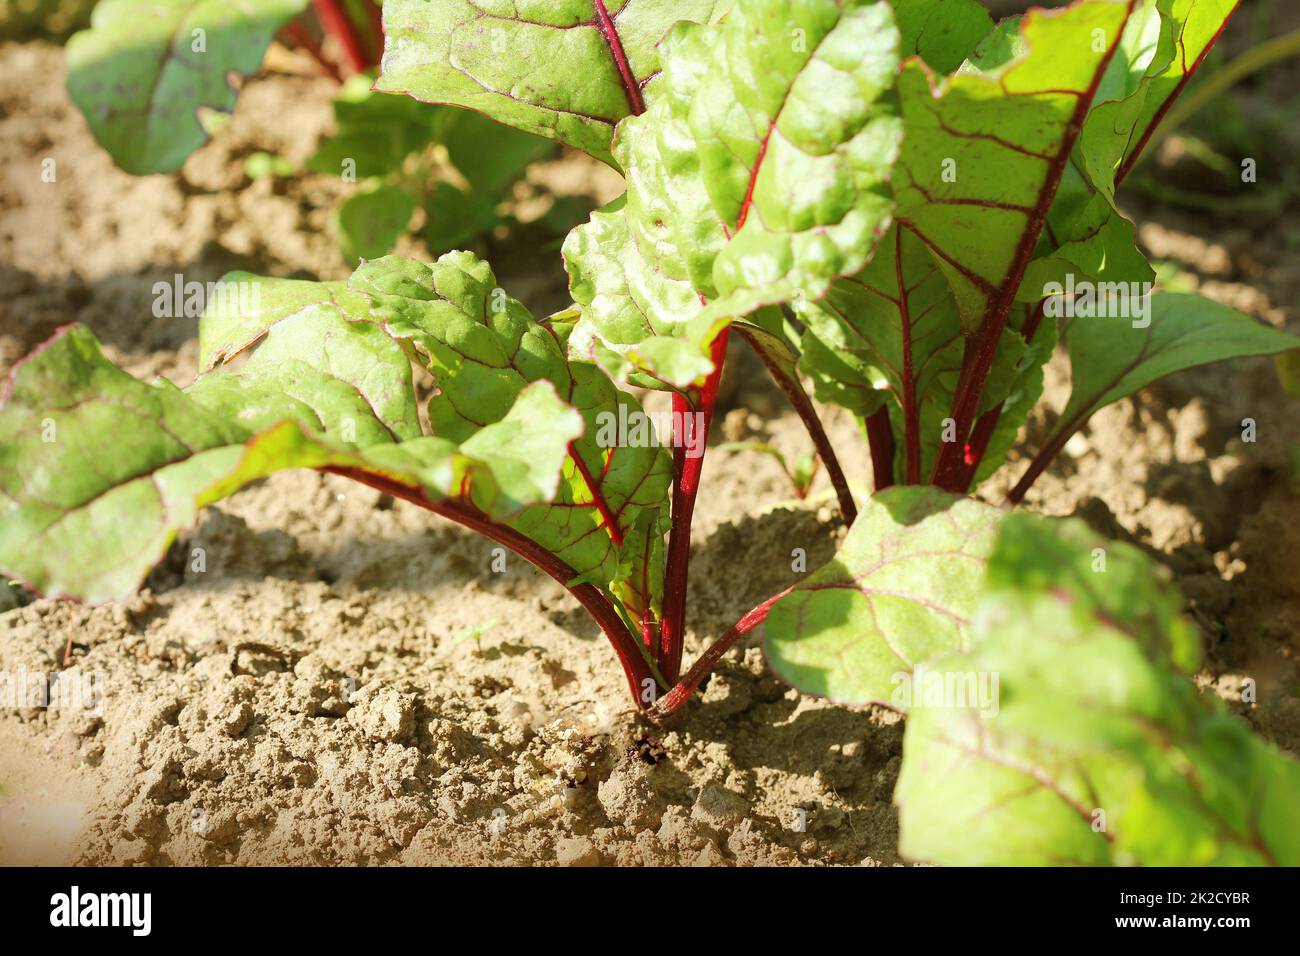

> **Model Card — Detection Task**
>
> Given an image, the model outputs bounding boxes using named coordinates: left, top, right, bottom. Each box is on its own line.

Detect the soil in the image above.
left=1, top=22, right=1298, bottom=866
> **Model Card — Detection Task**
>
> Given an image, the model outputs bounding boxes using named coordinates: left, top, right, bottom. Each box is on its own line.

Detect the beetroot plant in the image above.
left=66, top=0, right=572, bottom=263
left=6, top=0, right=1300, bottom=864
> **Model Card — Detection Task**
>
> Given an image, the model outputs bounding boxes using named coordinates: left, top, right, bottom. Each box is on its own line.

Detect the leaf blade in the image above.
left=376, top=0, right=727, bottom=163
left=763, top=486, right=1002, bottom=707
left=66, top=0, right=309, bottom=175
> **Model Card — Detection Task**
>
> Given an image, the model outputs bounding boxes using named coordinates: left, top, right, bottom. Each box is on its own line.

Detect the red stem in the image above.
left=956, top=300, right=1049, bottom=490
left=649, top=586, right=793, bottom=721
left=733, top=326, right=857, bottom=525
left=895, top=232, right=921, bottom=484
left=659, top=330, right=730, bottom=685
left=865, top=404, right=895, bottom=491
left=280, top=22, right=345, bottom=83
left=322, top=466, right=654, bottom=705
left=1004, top=427, right=1073, bottom=505
left=363, top=0, right=385, bottom=65
left=929, top=4, right=1135, bottom=491
left=312, top=0, right=370, bottom=75
left=593, top=0, right=645, bottom=115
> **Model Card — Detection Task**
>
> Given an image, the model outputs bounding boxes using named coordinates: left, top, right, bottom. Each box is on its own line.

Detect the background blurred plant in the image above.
left=0, top=0, right=93, bottom=41
left=61, top=0, right=580, bottom=264
left=248, top=76, right=590, bottom=265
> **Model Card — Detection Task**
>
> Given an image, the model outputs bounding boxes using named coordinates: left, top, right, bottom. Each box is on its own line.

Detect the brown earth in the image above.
left=0, top=27, right=1297, bottom=866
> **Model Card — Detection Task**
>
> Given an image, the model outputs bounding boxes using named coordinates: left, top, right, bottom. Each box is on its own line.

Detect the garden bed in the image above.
left=0, top=15, right=1298, bottom=865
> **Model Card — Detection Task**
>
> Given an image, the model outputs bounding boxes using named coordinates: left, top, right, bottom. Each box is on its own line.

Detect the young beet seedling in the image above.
left=6, top=0, right=1300, bottom=865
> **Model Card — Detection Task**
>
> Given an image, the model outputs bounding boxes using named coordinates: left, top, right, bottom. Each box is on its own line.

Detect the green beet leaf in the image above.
left=422, top=183, right=503, bottom=256
left=307, top=77, right=439, bottom=182
left=764, top=486, right=1002, bottom=707
left=376, top=0, right=729, bottom=165
left=564, top=0, right=904, bottom=388
left=896, top=512, right=1300, bottom=866
left=891, top=0, right=1139, bottom=326
left=890, top=0, right=992, bottom=74
left=1023, top=1, right=1239, bottom=300
left=336, top=184, right=419, bottom=265
left=436, top=106, right=556, bottom=197
left=792, top=0, right=1143, bottom=485
left=796, top=227, right=1033, bottom=484
left=1033, top=293, right=1300, bottom=473
left=348, top=253, right=673, bottom=603
left=67, top=0, right=309, bottom=175
left=1078, top=0, right=1242, bottom=200
left=0, top=323, right=581, bottom=603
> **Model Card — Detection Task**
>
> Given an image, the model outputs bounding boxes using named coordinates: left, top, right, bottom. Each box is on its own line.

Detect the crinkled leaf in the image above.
left=896, top=512, right=1300, bottom=866
left=564, top=0, right=904, bottom=387
left=197, top=274, right=371, bottom=371
left=66, top=0, right=309, bottom=175
left=187, top=291, right=422, bottom=444
left=0, top=325, right=580, bottom=603
left=377, top=0, right=727, bottom=164
left=563, top=197, right=716, bottom=388
left=688, top=0, right=903, bottom=320
left=349, top=253, right=672, bottom=594
left=764, top=486, right=1002, bottom=707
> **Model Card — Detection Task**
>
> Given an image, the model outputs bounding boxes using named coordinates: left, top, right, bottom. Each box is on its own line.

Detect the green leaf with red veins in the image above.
left=187, top=291, right=423, bottom=446
left=376, top=0, right=729, bottom=165
left=1025, top=1, right=1239, bottom=297
left=563, top=197, right=717, bottom=389
left=692, top=0, right=902, bottom=319
left=66, top=0, right=310, bottom=175
left=896, top=512, right=1300, bottom=866
left=1085, top=0, right=1242, bottom=195
left=1016, top=0, right=1159, bottom=297
left=0, top=325, right=582, bottom=603
left=891, top=0, right=1139, bottom=326
left=763, top=487, right=1002, bottom=707
left=965, top=302, right=1058, bottom=488
left=1019, top=164, right=1154, bottom=300
left=349, top=254, right=672, bottom=596
left=796, top=227, right=1027, bottom=484
left=564, top=0, right=904, bottom=388
left=197, top=274, right=372, bottom=371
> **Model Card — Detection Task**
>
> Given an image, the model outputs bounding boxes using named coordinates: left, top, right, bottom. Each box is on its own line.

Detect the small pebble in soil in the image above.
left=555, top=836, right=603, bottom=867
